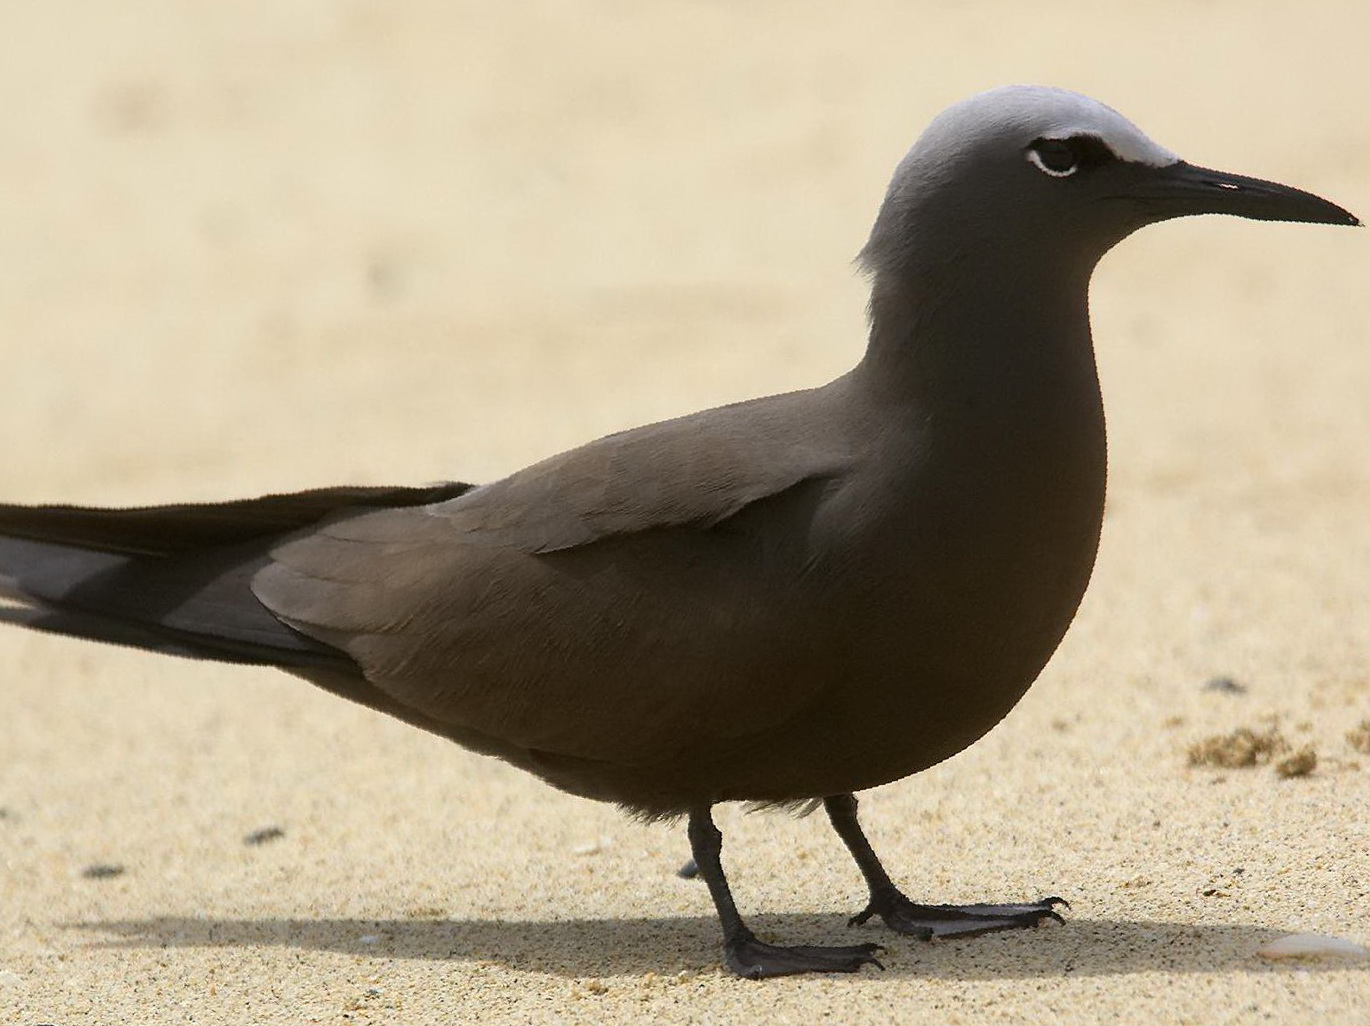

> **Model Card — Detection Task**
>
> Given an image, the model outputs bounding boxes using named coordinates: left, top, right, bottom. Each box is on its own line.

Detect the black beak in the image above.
left=1131, top=161, right=1360, bottom=226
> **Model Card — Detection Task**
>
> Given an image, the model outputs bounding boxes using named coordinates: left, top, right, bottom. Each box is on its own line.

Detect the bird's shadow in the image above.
left=65, top=913, right=1361, bottom=979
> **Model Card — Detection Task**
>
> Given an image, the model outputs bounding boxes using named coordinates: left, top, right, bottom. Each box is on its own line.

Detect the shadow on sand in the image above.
left=66, top=912, right=1365, bottom=979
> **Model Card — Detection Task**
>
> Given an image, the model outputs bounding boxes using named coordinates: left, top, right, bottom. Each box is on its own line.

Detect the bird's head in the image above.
left=861, top=85, right=1359, bottom=283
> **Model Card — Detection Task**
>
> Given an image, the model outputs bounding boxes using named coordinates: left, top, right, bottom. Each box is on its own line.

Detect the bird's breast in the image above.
left=782, top=395, right=1108, bottom=790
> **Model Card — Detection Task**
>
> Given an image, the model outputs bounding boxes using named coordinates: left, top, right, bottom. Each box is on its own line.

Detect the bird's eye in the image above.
left=1027, top=139, right=1080, bottom=177
left=1025, top=136, right=1117, bottom=179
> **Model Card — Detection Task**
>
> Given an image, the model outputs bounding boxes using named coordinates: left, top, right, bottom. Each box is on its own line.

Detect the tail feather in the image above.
left=0, top=482, right=473, bottom=557
left=0, top=602, right=231, bottom=663
left=0, top=481, right=475, bottom=671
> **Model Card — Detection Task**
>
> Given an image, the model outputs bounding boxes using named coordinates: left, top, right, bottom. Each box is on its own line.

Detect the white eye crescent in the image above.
left=1027, top=140, right=1079, bottom=177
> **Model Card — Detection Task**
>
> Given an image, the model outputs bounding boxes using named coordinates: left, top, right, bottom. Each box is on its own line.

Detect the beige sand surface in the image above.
left=2, top=2, right=1368, bottom=1023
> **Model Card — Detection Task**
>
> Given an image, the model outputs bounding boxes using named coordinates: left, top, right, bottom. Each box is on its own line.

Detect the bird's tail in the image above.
left=0, top=482, right=473, bottom=671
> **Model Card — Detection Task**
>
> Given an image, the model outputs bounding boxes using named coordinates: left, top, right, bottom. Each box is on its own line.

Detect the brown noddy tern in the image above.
left=0, top=85, right=1358, bottom=977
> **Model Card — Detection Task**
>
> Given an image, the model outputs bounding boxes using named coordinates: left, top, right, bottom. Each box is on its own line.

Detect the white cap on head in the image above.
left=917, top=85, right=1180, bottom=168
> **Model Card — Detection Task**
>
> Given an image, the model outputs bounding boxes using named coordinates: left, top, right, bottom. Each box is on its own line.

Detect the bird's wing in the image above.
left=254, top=388, right=857, bottom=764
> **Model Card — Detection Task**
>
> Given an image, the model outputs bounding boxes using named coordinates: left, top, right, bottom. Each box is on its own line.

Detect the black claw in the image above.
left=847, top=904, right=877, bottom=928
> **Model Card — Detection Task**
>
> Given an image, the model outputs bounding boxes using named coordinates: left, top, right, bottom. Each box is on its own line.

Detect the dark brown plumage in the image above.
left=0, top=86, right=1356, bottom=977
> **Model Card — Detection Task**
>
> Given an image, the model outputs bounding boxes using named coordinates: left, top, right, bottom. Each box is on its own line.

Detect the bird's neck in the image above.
left=845, top=253, right=1109, bottom=699
left=855, top=254, right=1101, bottom=415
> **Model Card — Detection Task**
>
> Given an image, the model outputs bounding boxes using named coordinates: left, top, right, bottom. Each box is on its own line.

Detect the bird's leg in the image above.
left=686, top=805, right=883, bottom=978
left=823, top=793, right=1067, bottom=938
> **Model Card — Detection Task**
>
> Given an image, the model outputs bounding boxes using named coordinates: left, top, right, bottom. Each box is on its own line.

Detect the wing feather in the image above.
left=255, top=388, right=857, bottom=764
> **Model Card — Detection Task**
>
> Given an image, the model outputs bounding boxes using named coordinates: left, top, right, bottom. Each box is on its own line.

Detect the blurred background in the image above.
left=1, top=1, right=1365, bottom=503
left=0, top=2, right=1367, bottom=1021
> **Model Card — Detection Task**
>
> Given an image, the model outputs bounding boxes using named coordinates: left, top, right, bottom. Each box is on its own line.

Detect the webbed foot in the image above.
left=850, top=891, right=1068, bottom=938
left=726, top=929, right=884, bottom=979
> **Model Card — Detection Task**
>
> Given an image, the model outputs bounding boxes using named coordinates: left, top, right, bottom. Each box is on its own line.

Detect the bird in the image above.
left=0, top=85, right=1357, bottom=979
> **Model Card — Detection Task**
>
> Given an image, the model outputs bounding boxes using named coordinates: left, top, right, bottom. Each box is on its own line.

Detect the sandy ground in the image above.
left=2, top=2, right=1369, bottom=1023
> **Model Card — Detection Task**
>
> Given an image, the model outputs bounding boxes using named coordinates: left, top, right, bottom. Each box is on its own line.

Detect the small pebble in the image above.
left=1203, top=676, right=1247, bottom=694
left=676, top=857, right=699, bottom=879
left=1258, top=933, right=1368, bottom=960
left=81, top=864, right=125, bottom=880
left=0, top=969, right=23, bottom=986
left=244, top=826, right=286, bottom=846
